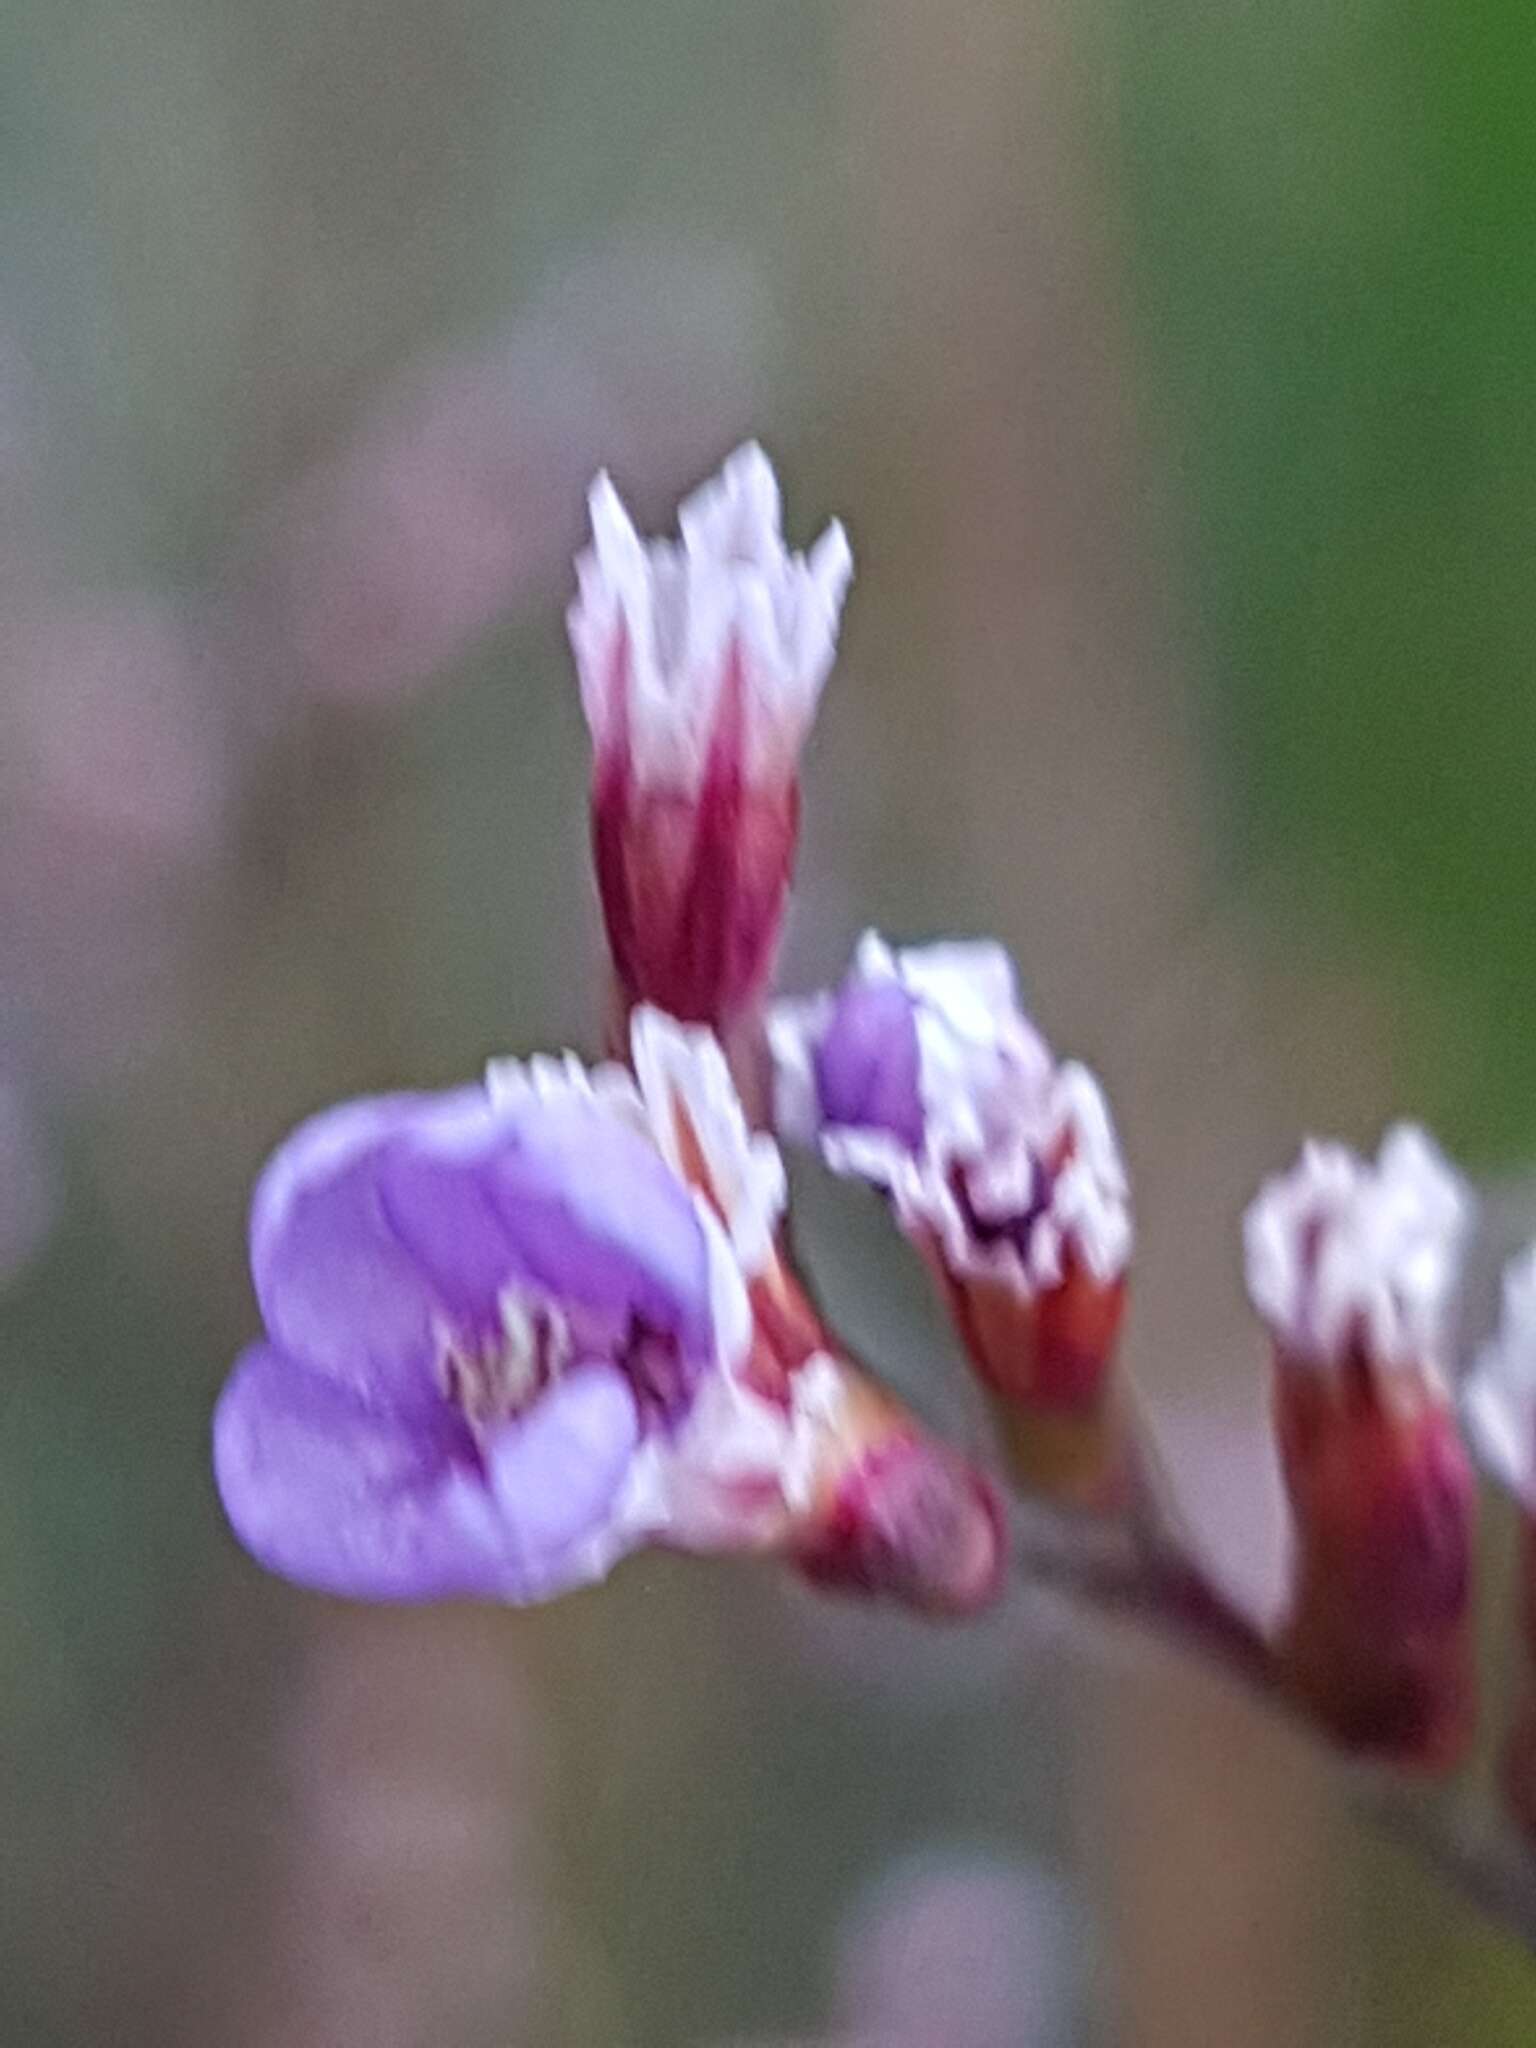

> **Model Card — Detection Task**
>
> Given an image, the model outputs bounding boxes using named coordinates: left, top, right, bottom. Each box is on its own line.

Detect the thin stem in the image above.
left=1003, top=1409, right=1536, bottom=1953
left=1366, top=1779, right=1536, bottom=1948
left=1005, top=1489, right=1274, bottom=1691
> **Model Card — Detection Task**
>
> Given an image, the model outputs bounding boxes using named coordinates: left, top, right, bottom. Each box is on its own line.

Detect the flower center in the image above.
left=435, top=1286, right=692, bottom=1433
left=437, top=1287, right=575, bottom=1430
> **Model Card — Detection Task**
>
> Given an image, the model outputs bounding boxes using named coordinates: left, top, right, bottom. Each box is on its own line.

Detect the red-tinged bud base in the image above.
left=935, top=1251, right=1127, bottom=1504
left=1280, top=1621, right=1473, bottom=1769
left=987, top=1396, right=1133, bottom=1513
left=1500, top=1520, right=1536, bottom=1838
left=796, top=1426, right=1007, bottom=1619
left=593, top=763, right=797, bottom=1028
left=1275, top=1361, right=1476, bottom=1770
left=940, top=1256, right=1126, bottom=1416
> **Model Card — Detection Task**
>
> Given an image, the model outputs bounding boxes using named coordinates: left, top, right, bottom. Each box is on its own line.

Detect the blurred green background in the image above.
left=1, top=1, right=1535, bottom=2041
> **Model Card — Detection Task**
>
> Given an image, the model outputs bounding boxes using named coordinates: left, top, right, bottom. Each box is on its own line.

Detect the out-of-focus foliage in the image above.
left=1113, top=0, right=1536, bottom=1160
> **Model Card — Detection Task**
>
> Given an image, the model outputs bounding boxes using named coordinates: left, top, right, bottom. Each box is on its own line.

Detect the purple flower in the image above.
left=212, top=1013, right=886, bottom=1606
left=214, top=1008, right=1010, bottom=1613
left=771, top=932, right=1131, bottom=1296
left=215, top=1068, right=741, bottom=1604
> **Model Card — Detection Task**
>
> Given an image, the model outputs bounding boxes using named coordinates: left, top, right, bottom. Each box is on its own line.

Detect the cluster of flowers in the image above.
left=214, top=444, right=1536, bottom=1811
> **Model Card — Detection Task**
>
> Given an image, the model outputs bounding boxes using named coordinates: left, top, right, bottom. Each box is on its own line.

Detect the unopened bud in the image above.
left=1245, top=1125, right=1476, bottom=1766
left=772, top=934, right=1131, bottom=1492
left=793, top=1378, right=1007, bottom=1618
left=570, top=444, right=852, bottom=1027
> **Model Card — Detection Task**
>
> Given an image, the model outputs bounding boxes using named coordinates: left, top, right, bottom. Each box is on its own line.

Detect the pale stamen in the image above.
left=437, top=1287, right=575, bottom=1431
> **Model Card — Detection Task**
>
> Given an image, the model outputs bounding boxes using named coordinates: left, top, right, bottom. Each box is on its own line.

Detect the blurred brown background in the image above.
left=2, top=1, right=1535, bottom=2041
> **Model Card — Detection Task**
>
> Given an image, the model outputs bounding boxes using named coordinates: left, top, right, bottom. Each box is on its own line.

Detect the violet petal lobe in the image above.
left=249, top=1089, right=490, bottom=1413
left=482, top=1360, right=645, bottom=1567
left=213, top=1343, right=641, bottom=1603
left=380, top=1094, right=714, bottom=1356
left=813, top=975, right=924, bottom=1152
left=251, top=1086, right=716, bottom=1413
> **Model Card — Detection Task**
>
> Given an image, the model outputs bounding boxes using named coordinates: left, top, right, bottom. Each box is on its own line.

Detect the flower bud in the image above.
left=569, top=444, right=852, bottom=1028
left=772, top=934, right=1131, bottom=1496
left=794, top=1412, right=1006, bottom=1619
left=1244, top=1125, right=1476, bottom=1767
left=630, top=1005, right=1005, bottom=1615
left=1462, top=1246, right=1536, bottom=1831
left=749, top=1263, right=1006, bottom=1619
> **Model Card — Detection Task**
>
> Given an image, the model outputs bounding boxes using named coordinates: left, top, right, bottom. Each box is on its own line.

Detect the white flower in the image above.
left=1464, top=1245, right=1536, bottom=1507
left=1243, top=1124, right=1471, bottom=1375
left=568, top=441, right=853, bottom=792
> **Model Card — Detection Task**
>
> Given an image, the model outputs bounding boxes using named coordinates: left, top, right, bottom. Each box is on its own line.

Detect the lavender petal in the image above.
left=813, top=975, right=925, bottom=1151
left=252, top=1087, right=716, bottom=1412
left=213, top=1343, right=641, bottom=1603
left=249, top=1089, right=489, bottom=1413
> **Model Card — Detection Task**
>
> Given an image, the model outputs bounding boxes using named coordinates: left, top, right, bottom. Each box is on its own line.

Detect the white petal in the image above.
left=1464, top=1243, right=1536, bottom=1504
left=765, top=991, right=833, bottom=1146
left=567, top=444, right=854, bottom=791
left=628, top=1007, right=786, bottom=1278
left=1243, top=1122, right=1471, bottom=1374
